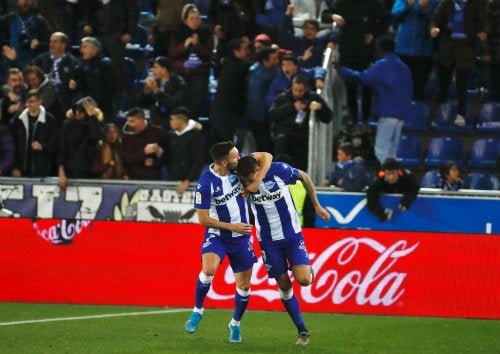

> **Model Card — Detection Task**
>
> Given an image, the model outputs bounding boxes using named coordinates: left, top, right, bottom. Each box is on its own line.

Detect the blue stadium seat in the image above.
left=126, top=25, right=153, bottom=59
left=476, top=101, right=500, bottom=133
left=468, top=138, right=500, bottom=169
left=403, top=100, right=430, bottom=132
left=433, top=101, right=473, bottom=132
left=138, top=0, right=154, bottom=12
left=397, top=135, right=422, bottom=167
left=424, top=136, right=465, bottom=168
left=420, top=170, right=441, bottom=188
left=463, top=172, right=500, bottom=190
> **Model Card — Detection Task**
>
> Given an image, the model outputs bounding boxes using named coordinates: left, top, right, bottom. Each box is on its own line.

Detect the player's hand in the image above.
left=232, top=222, right=253, bottom=234
left=315, top=205, right=330, bottom=222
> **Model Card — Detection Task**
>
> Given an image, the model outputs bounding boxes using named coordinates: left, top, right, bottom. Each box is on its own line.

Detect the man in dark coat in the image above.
left=366, top=158, right=419, bottom=222
left=269, top=74, right=332, bottom=170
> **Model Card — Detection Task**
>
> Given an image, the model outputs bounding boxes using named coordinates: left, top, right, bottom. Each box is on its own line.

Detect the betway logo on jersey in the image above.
left=214, top=185, right=241, bottom=204
left=251, top=190, right=282, bottom=203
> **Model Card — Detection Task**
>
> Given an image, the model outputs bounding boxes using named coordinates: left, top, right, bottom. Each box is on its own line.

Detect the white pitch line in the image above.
left=0, top=308, right=192, bottom=326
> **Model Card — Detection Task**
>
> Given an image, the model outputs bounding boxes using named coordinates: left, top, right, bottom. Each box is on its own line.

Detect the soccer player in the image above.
left=185, top=141, right=272, bottom=343
left=236, top=155, right=331, bottom=345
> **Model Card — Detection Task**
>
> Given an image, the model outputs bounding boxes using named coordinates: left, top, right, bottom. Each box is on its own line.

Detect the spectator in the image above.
left=81, top=0, right=139, bottom=99
left=265, top=54, right=326, bottom=108
left=487, top=0, right=500, bottom=102
left=430, top=0, right=489, bottom=127
left=254, top=0, right=290, bottom=45
left=121, top=107, right=166, bottom=180
left=322, top=0, right=391, bottom=129
left=1, top=67, right=26, bottom=125
left=211, top=38, right=251, bottom=143
left=0, top=0, right=52, bottom=65
left=269, top=74, right=332, bottom=170
left=252, top=33, right=273, bottom=55
left=150, top=0, right=187, bottom=57
left=169, top=3, right=214, bottom=118
left=210, top=0, right=256, bottom=69
left=136, top=56, right=187, bottom=131
left=439, top=161, right=464, bottom=191
left=11, top=89, right=58, bottom=177
left=31, top=31, right=81, bottom=111
left=366, top=158, right=419, bottom=222
left=245, top=46, right=280, bottom=152
left=58, top=96, right=104, bottom=190
left=0, top=123, right=15, bottom=175
left=165, top=106, right=205, bottom=194
left=23, top=65, right=65, bottom=125
left=338, top=35, right=413, bottom=164
left=70, top=36, right=119, bottom=122
left=322, top=142, right=372, bottom=191
left=392, top=0, right=440, bottom=101
left=279, top=4, right=337, bottom=68
left=91, top=123, right=125, bottom=180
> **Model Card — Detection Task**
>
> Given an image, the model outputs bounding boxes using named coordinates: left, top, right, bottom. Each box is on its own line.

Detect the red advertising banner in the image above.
left=1, top=219, right=499, bottom=319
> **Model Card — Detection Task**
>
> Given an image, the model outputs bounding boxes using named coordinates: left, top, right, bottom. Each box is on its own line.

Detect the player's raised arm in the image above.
left=245, top=152, right=272, bottom=192
left=298, top=169, right=330, bottom=222
left=196, top=209, right=253, bottom=234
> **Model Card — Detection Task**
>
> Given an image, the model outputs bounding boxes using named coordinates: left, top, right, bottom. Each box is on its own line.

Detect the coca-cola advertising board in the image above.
left=1, top=219, right=499, bottom=319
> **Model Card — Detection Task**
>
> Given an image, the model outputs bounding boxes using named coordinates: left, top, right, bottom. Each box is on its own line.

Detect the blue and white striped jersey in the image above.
left=249, top=162, right=302, bottom=243
left=194, top=164, right=250, bottom=238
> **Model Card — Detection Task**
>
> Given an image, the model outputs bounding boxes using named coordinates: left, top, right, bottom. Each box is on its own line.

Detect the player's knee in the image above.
left=278, top=287, right=293, bottom=300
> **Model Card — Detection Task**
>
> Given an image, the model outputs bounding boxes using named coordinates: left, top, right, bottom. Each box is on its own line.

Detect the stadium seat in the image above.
left=432, top=101, right=473, bottom=132
left=476, top=101, right=500, bottom=133
left=403, top=100, right=430, bottom=132
left=138, top=0, right=154, bottom=12
left=463, top=172, right=500, bottom=190
left=420, top=170, right=441, bottom=188
left=126, top=25, right=152, bottom=59
left=468, top=138, right=500, bottom=169
left=424, top=136, right=465, bottom=168
left=396, top=135, right=422, bottom=167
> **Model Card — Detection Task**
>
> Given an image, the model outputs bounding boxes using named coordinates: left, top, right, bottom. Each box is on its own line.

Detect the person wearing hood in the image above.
left=11, top=89, right=58, bottom=177
left=165, top=106, right=205, bottom=194
left=58, top=96, right=104, bottom=190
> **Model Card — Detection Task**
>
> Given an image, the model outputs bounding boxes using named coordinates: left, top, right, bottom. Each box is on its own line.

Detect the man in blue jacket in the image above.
left=338, top=35, right=413, bottom=164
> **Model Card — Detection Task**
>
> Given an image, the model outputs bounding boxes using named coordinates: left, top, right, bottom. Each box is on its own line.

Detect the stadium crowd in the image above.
left=1, top=0, right=500, bottom=192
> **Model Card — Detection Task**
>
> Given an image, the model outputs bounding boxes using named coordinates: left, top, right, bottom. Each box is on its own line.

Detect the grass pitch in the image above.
left=1, top=302, right=499, bottom=354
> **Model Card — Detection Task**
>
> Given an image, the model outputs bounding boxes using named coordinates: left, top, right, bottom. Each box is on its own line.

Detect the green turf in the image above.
left=1, top=303, right=499, bottom=354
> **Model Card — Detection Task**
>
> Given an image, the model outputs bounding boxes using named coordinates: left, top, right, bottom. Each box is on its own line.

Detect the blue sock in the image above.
left=282, top=294, right=307, bottom=333
left=233, top=288, right=250, bottom=321
left=194, top=278, right=211, bottom=309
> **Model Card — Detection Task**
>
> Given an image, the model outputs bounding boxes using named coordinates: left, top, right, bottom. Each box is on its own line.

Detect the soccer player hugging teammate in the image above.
left=236, top=155, right=330, bottom=345
left=186, top=141, right=272, bottom=343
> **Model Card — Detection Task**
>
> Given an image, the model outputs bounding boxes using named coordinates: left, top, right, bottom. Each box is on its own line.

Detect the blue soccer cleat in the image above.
left=185, top=312, right=202, bottom=333
left=228, top=323, right=241, bottom=343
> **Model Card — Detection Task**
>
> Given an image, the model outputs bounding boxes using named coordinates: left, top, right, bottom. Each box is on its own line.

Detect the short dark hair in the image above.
left=257, top=46, right=278, bottom=63
left=25, top=89, right=41, bottom=100
left=237, top=155, right=258, bottom=180
left=211, top=141, right=235, bottom=162
left=23, top=65, right=45, bottom=82
left=127, top=106, right=145, bottom=119
left=376, top=34, right=395, bottom=54
left=303, top=19, right=319, bottom=31
left=154, top=56, right=171, bottom=71
left=171, top=106, right=191, bottom=121
left=439, top=161, right=457, bottom=179
left=291, top=74, right=309, bottom=87
left=381, top=157, right=400, bottom=171
left=338, top=142, right=355, bottom=157
left=281, top=54, right=298, bottom=66
left=226, top=38, right=246, bottom=57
